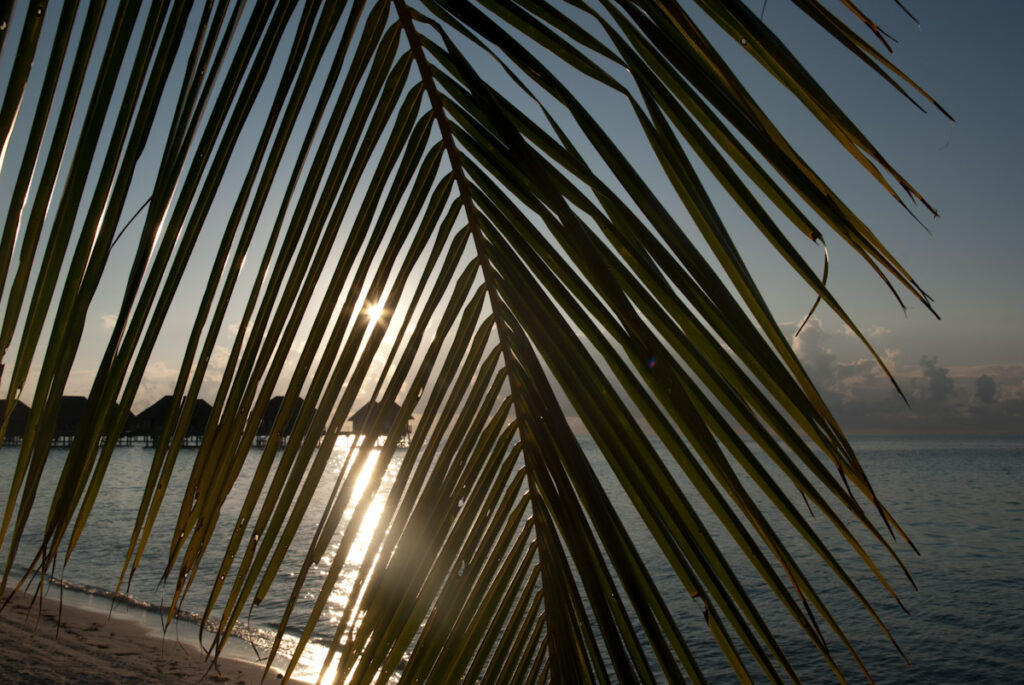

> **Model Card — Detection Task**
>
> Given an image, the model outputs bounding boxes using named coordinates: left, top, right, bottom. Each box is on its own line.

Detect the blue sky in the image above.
left=723, top=1, right=1024, bottom=433
left=2, top=1, right=1021, bottom=434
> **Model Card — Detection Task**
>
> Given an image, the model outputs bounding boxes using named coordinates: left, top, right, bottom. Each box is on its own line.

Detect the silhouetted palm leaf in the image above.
left=0, top=1, right=947, bottom=682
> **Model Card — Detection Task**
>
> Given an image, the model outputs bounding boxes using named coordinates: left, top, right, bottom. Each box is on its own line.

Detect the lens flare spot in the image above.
left=365, top=301, right=385, bottom=325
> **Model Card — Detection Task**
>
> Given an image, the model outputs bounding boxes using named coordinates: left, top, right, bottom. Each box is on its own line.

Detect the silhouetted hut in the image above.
left=1, top=400, right=30, bottom=445
left=348, top=400, right=409, bottom=441
left=131, top=396, right=212, bottom=447
left=187, top=399, right=213, bottom=445
left=131, top=396, right=174, bottom=440
left=258, top=396, right=303, bottom=437
left=54, top=396, right=88, bottom=446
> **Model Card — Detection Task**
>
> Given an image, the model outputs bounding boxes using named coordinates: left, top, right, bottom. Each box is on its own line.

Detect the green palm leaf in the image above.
left=0, top=1, right=948, bottom=682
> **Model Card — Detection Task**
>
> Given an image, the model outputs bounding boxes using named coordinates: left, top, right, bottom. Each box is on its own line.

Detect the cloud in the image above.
left=975, top=374, right=997, bottom=403
left=135, top=361, right=180, bottom=409
left=786, top=318, right=1024, bottom=433
left=209, top=344, right=230, bottom=371
left=790, top=318, right=836, bottom=388
left=101, top=314, right=118, bottom=330
left=841, top=324, right=890, bottom=338
left=918, top=355, right=955, bottom=404
left=790, top=318, right=895, bottom=403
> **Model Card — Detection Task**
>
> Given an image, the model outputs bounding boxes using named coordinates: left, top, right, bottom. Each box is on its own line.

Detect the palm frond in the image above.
left=0, top=1, right=947, bottom=682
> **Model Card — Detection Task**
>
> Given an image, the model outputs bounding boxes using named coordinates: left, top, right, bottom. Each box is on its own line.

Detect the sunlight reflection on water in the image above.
left=305, top=441, right=402, bottom=683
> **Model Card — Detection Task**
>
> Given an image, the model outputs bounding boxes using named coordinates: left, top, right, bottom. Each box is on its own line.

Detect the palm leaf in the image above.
left=0, top=1, right=948, bottom=682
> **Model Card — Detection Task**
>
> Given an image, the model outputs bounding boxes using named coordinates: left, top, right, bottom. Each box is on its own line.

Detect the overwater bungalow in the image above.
left=347, top=400, right=411, bottom=447
left=2, top=397, right=137, bottom=447
left=130, top=395, right=172, bottom=442
left=0, top=400, right=30, bottom=445
left=54, top=396, right=89, bottom=447
left=188, top=400, right=213, bottom=446
left=256, top=396, right=304, bottom=445
left=130, top=395, right=212, bottom=447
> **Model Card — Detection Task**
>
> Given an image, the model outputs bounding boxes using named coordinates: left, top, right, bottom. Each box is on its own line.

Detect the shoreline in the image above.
left=0, top=587, right=288, bottom=684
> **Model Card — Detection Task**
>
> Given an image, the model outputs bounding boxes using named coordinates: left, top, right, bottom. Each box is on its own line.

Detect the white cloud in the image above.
left=209, top=344, right=230, bottom=370
left=839, top=323, right=889, bottom=338
left=790, top=317, right=836, bottom=388
left=101, top=314, right=118, bottom=330
left=134, top=361, right=179, bottom=409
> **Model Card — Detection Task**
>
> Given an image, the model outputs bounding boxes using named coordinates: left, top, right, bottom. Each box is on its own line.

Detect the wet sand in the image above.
left=0, top=590, right=283, bottom=684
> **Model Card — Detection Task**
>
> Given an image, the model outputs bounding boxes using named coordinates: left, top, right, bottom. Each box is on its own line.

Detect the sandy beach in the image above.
left=0, top=590, right=283, bottom=684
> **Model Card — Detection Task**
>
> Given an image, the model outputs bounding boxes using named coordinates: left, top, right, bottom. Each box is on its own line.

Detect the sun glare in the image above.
left=365, top=301, right=385, bottom=325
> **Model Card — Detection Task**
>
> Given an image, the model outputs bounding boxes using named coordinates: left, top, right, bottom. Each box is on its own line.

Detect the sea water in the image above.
left=1, top=435, right=1021, bottom=683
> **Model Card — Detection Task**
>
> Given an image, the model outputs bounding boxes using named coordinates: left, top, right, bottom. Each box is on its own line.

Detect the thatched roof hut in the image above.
left=131, top=396, right=212, bottom=438
left=55, top=396, right=89, bottom=438
left=0, top=400, right=30, bottom=442
left=130, top=396, right=173, bottom=436
left=348, top=400, right=409, bottom=438
left=258, top=396, right=303, bottom=436
left=189, top=399, right=213, bottom=437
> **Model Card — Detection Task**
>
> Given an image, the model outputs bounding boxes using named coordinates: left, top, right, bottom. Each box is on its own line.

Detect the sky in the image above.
left=1, top=1, right=1022, bottom=435
left=713, top=1, right=1024, bottom=433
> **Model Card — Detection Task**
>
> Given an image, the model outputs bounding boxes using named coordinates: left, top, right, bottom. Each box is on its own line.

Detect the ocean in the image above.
left=1, top=435, right=1022, bottom=683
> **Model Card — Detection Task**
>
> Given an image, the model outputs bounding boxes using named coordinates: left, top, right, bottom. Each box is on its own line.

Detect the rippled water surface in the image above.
left=1, top=435, right=1021, bottom=683
left=842, top=437, right=1024, bottom=684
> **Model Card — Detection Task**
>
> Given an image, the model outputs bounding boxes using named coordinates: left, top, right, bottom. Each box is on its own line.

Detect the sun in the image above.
left=365, top=301, right=385, bottom=325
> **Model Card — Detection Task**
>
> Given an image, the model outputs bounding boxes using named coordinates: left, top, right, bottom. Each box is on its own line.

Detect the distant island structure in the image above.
left=0, top=400, right=30, bottom=446
left=53, top=396, right=88, bottom=447
left=347, top=400, right=411, bottom=446
left=247, top=395, right=305, bottom=447
left=1, top=396, right=411, bottom=449
left=132, top=396, right=213, bottom=447
left=258, top=396, right=303, bottom=436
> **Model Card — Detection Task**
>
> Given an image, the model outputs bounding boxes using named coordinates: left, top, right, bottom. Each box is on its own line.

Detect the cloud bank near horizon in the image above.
left=788, top=318, right=1024, bottom=434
